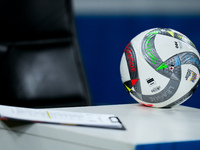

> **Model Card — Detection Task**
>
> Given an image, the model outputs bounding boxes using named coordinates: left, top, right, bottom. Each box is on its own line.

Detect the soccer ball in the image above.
left=120, top=28, right=200, bottom=108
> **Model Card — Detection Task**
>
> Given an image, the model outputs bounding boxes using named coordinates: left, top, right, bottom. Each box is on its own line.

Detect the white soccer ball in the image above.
left=120, top=28, right=200, bottom=108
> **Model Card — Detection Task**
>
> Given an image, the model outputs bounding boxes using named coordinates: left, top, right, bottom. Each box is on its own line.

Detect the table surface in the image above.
left=1, top=104, right=200, bottom=150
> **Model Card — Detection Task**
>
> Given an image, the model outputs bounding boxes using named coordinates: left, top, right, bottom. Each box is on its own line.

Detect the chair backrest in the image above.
left=0, top=0, right=91, bottom=108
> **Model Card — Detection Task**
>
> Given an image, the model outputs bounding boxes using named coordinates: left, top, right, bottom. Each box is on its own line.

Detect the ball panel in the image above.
left=179, top=52, right=200, bottom=73
left=123, top=43, right=138, bottom=80
left=135, top=45, right=170, bottom=95
left=141, top=31, right=163, bottom=70
left=181, top=64, right=199, bottom=90
left=120, top=53, right=131, bottom=83
left=155, top=35, right=182, bottom=62
left=163, top=91, right=193, bottom=108
left=142, top=78, right=180, bottom=103
left=130, top=28, right=155, bottom=53
left=169, top=28, right=196, bottom=49
left=120, top=42, right=142, bottom=98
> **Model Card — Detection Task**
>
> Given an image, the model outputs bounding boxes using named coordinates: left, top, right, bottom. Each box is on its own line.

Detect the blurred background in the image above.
left=72, top=0, right=200, bottom=108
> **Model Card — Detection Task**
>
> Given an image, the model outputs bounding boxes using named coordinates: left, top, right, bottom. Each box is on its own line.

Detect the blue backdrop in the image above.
left=75, top=15, right=200, bottom=108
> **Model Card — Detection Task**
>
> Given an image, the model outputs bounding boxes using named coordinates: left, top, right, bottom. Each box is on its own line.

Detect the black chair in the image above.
left=0, top=0, right=91, bottom=108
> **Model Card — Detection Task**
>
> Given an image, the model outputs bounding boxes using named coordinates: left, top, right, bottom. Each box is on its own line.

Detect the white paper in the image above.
left=0, top=105, right=125, bottom=130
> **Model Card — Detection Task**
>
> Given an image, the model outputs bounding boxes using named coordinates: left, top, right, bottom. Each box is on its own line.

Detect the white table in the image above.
left=1, top=104, right=200, bottom=150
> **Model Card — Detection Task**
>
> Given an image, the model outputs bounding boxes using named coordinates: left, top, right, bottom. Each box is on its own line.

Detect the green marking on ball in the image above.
left=156, top=62, right=168, bottom=70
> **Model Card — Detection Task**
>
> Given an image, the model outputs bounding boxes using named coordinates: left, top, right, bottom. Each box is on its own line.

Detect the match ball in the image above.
left=120, top=28, right=200, bottom=108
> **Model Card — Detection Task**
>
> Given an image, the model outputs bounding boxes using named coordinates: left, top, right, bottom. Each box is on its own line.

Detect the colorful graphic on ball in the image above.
left=120, top=28, right=200, bottom=108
